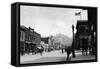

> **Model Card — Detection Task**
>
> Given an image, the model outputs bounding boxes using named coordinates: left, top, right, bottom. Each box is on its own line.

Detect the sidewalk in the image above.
left=71, top=55, right=95, bottom=61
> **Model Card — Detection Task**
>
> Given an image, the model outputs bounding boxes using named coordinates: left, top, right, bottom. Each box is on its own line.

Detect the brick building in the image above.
left=20, top=26, right=41, bottom=55
left=20, top=26, right=26, bottom=55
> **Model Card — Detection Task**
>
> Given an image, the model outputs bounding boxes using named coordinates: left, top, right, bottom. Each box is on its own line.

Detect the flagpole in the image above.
left=80, top=10, right=81, bottom=20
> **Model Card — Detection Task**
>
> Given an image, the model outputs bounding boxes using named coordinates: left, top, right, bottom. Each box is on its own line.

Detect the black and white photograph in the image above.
left=19, top=4, right=97, bottom=64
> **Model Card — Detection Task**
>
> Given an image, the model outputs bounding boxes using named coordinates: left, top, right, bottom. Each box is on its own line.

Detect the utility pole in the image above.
left=72, top=24, right=76, bottom=58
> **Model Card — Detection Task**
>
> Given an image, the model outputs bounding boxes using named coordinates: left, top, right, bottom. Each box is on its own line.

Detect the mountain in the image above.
left=52, top=33, right=72, bottom=46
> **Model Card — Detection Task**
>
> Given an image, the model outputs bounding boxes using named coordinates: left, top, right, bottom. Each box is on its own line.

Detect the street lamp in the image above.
left=72, top=24, right=76, bottom=58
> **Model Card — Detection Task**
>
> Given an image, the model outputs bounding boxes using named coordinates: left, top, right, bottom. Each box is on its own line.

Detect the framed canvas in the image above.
left=11, top=2, right=98, bottom=67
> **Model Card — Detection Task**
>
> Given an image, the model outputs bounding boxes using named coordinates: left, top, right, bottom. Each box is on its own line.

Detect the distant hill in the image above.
left=53, top=33, right=72, bottom=46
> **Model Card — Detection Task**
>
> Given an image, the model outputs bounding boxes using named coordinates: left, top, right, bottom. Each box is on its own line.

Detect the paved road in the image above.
left=20, top=50, right=95, bottom=64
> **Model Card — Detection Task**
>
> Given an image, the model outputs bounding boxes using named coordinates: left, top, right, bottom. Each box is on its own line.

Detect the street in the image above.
left=20, top=50, right=95, bottom=64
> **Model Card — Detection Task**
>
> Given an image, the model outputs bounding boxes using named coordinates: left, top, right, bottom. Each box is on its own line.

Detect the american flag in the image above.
left=75, top=11, right=81, bottom=16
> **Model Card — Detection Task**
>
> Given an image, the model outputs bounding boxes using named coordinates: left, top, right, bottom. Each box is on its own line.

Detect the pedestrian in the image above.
left=62, top=48, right=64, bottom=54
left=64, top=46, right=72, bottom=61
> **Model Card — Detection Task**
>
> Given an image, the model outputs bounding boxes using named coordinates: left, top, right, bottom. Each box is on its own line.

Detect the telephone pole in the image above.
left=72, top=24, right=76, bottom=58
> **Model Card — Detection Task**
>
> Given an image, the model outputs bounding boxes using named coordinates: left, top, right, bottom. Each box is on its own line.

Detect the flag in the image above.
left=75, top=12, right=81, bottom=16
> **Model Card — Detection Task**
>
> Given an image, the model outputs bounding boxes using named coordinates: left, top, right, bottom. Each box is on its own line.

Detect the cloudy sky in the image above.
left=20, top=6, right=88, bottom=38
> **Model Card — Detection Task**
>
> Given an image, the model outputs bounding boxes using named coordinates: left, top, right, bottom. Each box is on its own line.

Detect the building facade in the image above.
left=20, top=26, right=41, bottom=55
left=20, top=26, right=26, bottom=55
left=75, top=20, right=94, bottom=54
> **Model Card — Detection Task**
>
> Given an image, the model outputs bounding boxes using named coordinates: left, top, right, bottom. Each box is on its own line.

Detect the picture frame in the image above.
left=11, top=2, right=97, bottom=67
